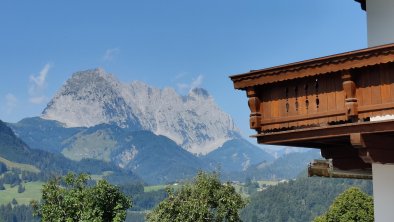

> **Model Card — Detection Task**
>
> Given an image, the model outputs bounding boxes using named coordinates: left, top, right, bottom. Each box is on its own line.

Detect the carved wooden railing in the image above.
left=231, top=43, right=394, bottom=135
left=247, top=73, right=346, bottom=132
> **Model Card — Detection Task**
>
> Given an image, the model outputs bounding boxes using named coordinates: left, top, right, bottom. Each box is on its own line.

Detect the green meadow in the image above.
left=0, top=181, right=44, bottom=205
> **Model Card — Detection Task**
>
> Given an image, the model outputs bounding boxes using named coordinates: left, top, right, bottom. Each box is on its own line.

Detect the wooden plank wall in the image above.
left=357, top=63, right=394, bottom=119
left=259, top=73, right=345, bottom=132
left=258, top=63, right=394, bottom=133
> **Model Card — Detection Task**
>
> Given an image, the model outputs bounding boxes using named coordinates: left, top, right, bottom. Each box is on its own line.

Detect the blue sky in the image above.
left=0, top=0, right=366, bottom=139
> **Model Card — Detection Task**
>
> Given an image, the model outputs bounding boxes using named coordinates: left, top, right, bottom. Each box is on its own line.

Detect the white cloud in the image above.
left=177, top=83, right=190, bottom=92
left=176, top=74, right=204, bottom=94
left=190, top=75, right=204, bottom=90
left=173, top=72, right=186, bottom=82
left=29, top=63, right=51, bottom=104
left=5, top=93, right=18, bottom=114
left=103, top=48, right=120, bottom=61
left=29, top=96, right=46, bottom=105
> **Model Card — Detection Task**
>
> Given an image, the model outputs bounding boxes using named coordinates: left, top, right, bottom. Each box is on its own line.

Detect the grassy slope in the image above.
left=0, top=156, right=40, bottom=173
left=0, top=171, right=119, bottom=206
left=0, top=181, right=44, bottom=205
left=62, top=131, right=117, bottom=161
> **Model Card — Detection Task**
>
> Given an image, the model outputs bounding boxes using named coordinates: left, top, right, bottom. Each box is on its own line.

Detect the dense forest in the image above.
left=240, top=174, right=372, bottom=222
left=0, top=204, right=39, bottom=222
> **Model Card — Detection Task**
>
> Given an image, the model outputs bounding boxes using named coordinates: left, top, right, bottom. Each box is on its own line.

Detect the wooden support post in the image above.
left=247, top=87, right=262, bottom=132
left=351, top=133, right=394, bottom=164
left=342, top=71, right=358, bottom=122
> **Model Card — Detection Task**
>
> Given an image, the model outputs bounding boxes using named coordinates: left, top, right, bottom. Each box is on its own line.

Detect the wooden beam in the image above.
left=256, top=120, right=394, bottom=145
left=308, top=159, right=371, bottom=179
left=231, top=43, right=394, bottom=89
left=351, top=133, right=394, bottom=164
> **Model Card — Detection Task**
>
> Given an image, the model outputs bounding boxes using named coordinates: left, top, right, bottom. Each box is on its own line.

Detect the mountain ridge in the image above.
left=9, top=118, right=212, bottom=184
left=42, top=68, right=239, bottom=154
left=7, top=68, right=280, bottom=184
left=1, top=119, right=140, bottom=183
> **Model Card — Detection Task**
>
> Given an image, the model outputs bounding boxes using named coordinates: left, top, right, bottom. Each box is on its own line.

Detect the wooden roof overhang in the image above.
left=354, top=0, right=366, bottom=11
left=231, top=43, right=394, bottom=90
left=230, top=43, right=394, bottom=173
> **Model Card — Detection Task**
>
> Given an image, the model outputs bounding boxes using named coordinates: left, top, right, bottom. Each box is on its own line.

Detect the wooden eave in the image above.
left=254, top=119, right=394, bottom=147
left=354, top=0, right=366, bottom=11
left=230, top=43, right=394, bottom=90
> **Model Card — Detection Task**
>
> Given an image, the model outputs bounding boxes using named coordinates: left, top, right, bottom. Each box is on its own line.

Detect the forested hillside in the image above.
left=0, top=120, right=139, bottom=183
left=241, top=175, right=372, bottom=222
left=223, top=150, right=321, bottom=181
left=1, top=119, right=374, bottom=222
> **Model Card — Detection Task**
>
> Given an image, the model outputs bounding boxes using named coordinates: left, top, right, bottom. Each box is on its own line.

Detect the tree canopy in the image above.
left=313, top=187, right=374, bottom=222
left=147, top=171, right=246, bottom=222
left=31, top=173, right=131, bottom=222
left=240, top=174, right=372, bottom=222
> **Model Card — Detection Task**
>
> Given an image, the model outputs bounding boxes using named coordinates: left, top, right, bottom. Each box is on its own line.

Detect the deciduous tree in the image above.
left=313, top=187, right=374, bottom=222
left=147, top=171, right=246, bottom=222
left=31, top=173, right=131, bottom=222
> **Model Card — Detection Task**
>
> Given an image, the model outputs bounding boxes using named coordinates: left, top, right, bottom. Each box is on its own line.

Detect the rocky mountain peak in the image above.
left=69, top=68, right=117, bottom=86
left=42, top=68, right=240, bottom=154
left=42, top=68, right=140, bottom=128
left=188, top=88, right=210, bottom=99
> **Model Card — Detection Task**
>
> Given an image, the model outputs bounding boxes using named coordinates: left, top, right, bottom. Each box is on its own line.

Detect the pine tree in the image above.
left=11, top=198, right=18, bottom=205
left=17, top=184, right=25, bottom=193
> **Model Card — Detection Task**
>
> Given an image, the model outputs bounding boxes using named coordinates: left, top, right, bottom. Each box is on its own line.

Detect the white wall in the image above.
left=367, top=1, right=394, bottom=221
left=372, top=164, right=394, bottom=222
left=367, top=0, right=394, bottom=47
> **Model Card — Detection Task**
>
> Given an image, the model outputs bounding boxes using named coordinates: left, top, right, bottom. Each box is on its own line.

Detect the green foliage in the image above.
left=0, top=204, right=39, bottom=222
left=17, top=184, right=25, bottom=193
left=0, top=162, right=7, bottom=174
left=0, top=156, right=40, bottom=173
left=1, top=171, right=21, bottom=186
left=244, top=178, right=259, bottom=195
left=31, top=173, right=131, bottom=222
left=119, top=183, right=168, bottom=211
left=133, top=189, right=167, bottom=211
left=313, top=187, right=374, bottom=222
left=11, top=198, right=18, bottom=205
left=147, top=171, right=246, bottom=222
left=126, top=211, right=146, bottom=222
left=241, top=177, right=372, bottom=222
left=0, top=181, right=44, bottom=206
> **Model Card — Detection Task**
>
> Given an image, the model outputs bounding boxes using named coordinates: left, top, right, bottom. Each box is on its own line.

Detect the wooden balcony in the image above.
left=231, top=43, right=394, bottom=171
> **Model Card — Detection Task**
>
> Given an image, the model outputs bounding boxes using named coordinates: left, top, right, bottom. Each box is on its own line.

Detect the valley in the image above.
left=0, top=69, right=369, bottom=222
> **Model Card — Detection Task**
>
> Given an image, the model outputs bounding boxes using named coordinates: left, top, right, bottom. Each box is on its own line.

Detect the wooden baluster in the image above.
left=286, top=87, right=289, bottom=113
left=247, top=87, right=262, bottom=132
left=342, top=71, right=358, bottom=122
left=305, top=84, right=309, bottom=110
left=295, top=86, right=299, bottom=112
left=315, top=79, right=320, bottom=109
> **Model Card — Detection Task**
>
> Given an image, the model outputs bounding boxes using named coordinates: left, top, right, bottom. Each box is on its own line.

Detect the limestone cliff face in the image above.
left=42, top=68, right=240, bottom=154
